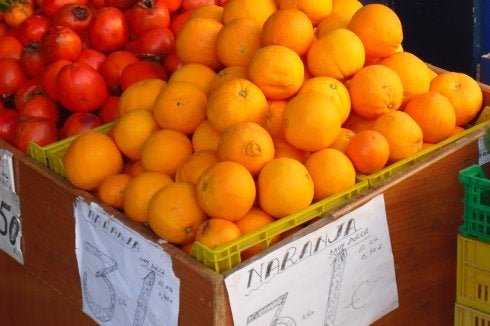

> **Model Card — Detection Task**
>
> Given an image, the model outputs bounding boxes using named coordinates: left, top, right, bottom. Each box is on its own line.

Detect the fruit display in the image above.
left=1, top=0, right=486, bottom=264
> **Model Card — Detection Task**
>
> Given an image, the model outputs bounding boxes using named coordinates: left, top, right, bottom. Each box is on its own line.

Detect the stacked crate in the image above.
left=455, top=164, right=490, bottom=324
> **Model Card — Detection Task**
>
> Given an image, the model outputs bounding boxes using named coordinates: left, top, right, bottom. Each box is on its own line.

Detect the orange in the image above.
left=372, top=110, right=423, bottom=162
left=378, top=51, right=432, bottom=107
left=449, top=126, right=466, bottom=137
left=140, top=129, right=194, bottom=177
left=222, top=0, right=277, bottom=28
left=315, top=13, right=351, bottom=39
left=118, top=78, right=167, bottom=115
left=195, top=218, right=242, bottom=249
left=217, top=122, right=275, bottom=176
left=346, top=129, right=390, bottom=174
left=283, top=91, right=342, bottom=151
left=122, top=171, right=174, bottom=223
left=278, top=0, right=333, bottom=26
left=191, top=119, right=222, bottom=152
left=168, top=63, right=217, bottom=95
left=179, top=241, right=194, bottom=254
left=348, top=64, right=404, bottom=120
left=196, top=161, right=256, bottom=221
left=175, top=17, right=223, bottom=70
left=112, top=109, right=159, bottom=160
left=332, top=0, right=363, bottom=17
left=403, top=91, right=457, bottom=144
left=264, top=100, right=288, bottom=139
left=63, top=131, right=124, bottom=190
left=305, top=148, right=356, bottom=200
left=124, top=160, right=145, bottom=177
left=342, top=111, right=375, bottom=132
left=215, top=18, right=262, bottom=67
left=273, top=137, right=311, bottom=163
left=248, top=45, right=305, bottom=100
left=96, top=173, right=132, bottom=210
left=152, top=81, right=208, bottom=135
left=306, top=28, right=365, bottom=81
left=257, top=157, right=314, bottom=218
left=206, top=78, right=268, bottom=133
left=208, top=65, right=249, bottom=93
left=187, top=4, right=224, bottom=22
left=261, top=9, right=315, bottom=56
left=175, top=150, right=219, bottom=185
left=429, top=72, right=483, bottom=126
left=329, top=127, right=355, bottom=153
left=348, top=3, right=403, bottom=62
left=234, top=207, right=281, bottom=260
left=148, top=182, right=208, bottom=245
left=298, top=76, right=351, bottom=123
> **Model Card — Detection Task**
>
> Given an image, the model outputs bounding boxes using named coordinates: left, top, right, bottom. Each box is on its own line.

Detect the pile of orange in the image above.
left=62, top=0, right=484, bottom=262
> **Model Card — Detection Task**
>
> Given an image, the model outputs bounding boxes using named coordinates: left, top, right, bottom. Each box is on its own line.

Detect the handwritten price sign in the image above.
left=74, top=197, right=180, bottom=326
left=0, top=149, right=23, bottom=264
left=225, top=194, right=398, bottom=326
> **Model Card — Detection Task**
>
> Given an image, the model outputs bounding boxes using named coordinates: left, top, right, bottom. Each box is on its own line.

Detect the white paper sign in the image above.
left=478, top=131, right=490, bottom=165
left=0, top=149, right=23, bottom=264
left=74, top=197, right=180, bottom=326
left=225, top=194, right=398, bottom=326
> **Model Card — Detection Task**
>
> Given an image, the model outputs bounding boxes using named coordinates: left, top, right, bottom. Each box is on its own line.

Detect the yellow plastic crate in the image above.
left=364, top=119, right=490, bottom=187
left=457, top=234, right=490, bottom=313
left=27, top=122, right=115, bottom=176
left=191, top=178, right=369, bottom=273
left=454, top=302, right=490, bottom=325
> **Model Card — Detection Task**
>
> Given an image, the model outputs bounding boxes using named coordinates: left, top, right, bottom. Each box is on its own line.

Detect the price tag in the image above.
left=225, top=194, right=398, bottom=326
left=0, top=149, right=23, bottom=264
left=74, top=197, right=180, bottom=326
left=478, top=129, right=490, bottom=165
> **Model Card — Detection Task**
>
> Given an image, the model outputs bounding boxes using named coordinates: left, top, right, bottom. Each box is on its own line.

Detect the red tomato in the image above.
left=19, top=94, right=60, bottom=123
left=120, top=60, right=167, bottom=90
left=0, top=109, right=19, bottom=144
left=20, top=41, right=49, bottom=78
left=97, top=95, right=120, bottom=123
left=78, top=48, right=106, bottom=71
left=162, top=0, right=182, bottom=13
left=17, top=14, right=52, bottom=45
left=53, top=4, right=93, bottom=34
left=103, top=0, right=137, bottom=10
left=89, top=7, right=129, bottom=53
left=41, top=25, right=82, bottom=63
left=0, top=22, right=7, bottom=37
left=169, top=9, right=192, bottom=36
left=56, top=61, right=109, bottom=112
left=61, top=111, right=102, bottom=138
left=15, top=117, right=58, bottom=152
left=14, top=78, right=44, bottom=110
left=134, top=26, right=175, bottom=61
left=181, top=0, right=216, bottom=11
left=0, top=34, right=23, bottom=60
left=126, top=0, right=170, bottom=36
left=41, top=0, right=88, bottom=18
left=40, top=59, right=72, bottom=102
left=0, top=58, right=27, bottom=99
left=100, top=50, right=139, bottom=95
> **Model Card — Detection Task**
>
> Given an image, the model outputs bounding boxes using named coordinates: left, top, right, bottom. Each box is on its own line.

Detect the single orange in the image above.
left=372, top=110, right=423, bottom=162
left=118, top=78, right=167, bottom=115
left=331, top=0, right=363, bottom=17
left=346, top=129, right=390, bottom=174
left=278, top=0, right=333, bottom=26
left=248, top=45, right=305, bottom=100
left=206, top=78, right=268, bottom=133
left=283, top=91, right=342, bottom=151
left=305, top=148, right=356, bottom=201
left=63, top=131, right=124, bottom=190
left=273, top=137, right=311, bottom=163
left=315, top=13, right=351, bottom=39
left=222, top=0, right=277, bottom=28
left=215, top=18, right=262, bottom=67
left=208, top=65, right=249, bottom=93
left=96, top=173, right=132, bottom=210
left=175, top=150, right=219, bottom=185
left=187, top=4, right=224, bottom=22
left=403, top=91, right=456, bottom=143
left=329, top=127, right=355, bottom=153
left=123, top=171, right=174, bottom=223
left=148, top=182, right=208, bottom=245
left=342, top=111, right=375, bottom=132
left=191, top=119, right=222, bottom=152
left=257, top=157, right=314, bottom=218
left=217, top=121, right=275, bottom=176
left=195, top=218, right=242, bottom=249
left=263, top=100, right=288, bottom=140
left=168, top=63, right=217, bottom=95
left=152, top=81, right=208, bottom=135
left=140, top=129, right=194, bottom=177
left=196, top=161, right=256, bottom=221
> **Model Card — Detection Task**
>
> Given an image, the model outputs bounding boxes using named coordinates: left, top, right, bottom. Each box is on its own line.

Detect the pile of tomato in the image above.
left=0, top=0, right=225, bottom=152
